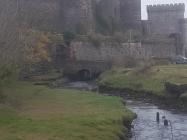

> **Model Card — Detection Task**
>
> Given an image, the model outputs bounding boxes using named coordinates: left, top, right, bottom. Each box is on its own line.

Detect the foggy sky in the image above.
left=141, top=0, right=187, bottom=19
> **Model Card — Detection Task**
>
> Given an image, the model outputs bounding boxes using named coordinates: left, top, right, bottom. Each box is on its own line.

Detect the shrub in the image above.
left=75, top=23, right=87, bottom=35
left=112, top=56, right=139, bottom=68
left=0, top=64, right=19, bottom=101
left=23, top=30, right=53, bottom=65
left=113, top=32, right=128, bottom=43
left=95, top=7, right=110, bottom=34
left=63, top=30, right=76, bottom=45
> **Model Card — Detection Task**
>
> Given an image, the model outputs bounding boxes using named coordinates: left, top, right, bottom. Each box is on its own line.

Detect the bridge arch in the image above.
left=78, top=69, right=91, bottom=81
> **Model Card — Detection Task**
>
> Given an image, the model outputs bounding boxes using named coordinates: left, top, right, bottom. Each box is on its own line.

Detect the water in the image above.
left=127, top=100, right=187, bottom=140
left=62, top=81, right=98, bottom=91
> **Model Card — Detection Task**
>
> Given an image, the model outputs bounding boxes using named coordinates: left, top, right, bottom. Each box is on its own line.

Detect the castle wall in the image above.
left=71, top=42, right=143, bottom=61
left=5, top=0, right=94, bottom=33
left=96, top=0, right=121, bottom=30
left=120, top=0, right=141, bottom=31
left=60, top=0, right=94, bottom=33
left=147, top=4, right=185, bottom=35
left=142, top=39, right=176, bottom=58
left=18, top=0, right=61, bottom=32
left=1, top=0, right=142, bottom=33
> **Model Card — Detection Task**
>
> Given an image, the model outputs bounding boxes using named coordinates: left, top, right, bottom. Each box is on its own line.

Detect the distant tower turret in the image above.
left=147, top=3, right=185, bottom=35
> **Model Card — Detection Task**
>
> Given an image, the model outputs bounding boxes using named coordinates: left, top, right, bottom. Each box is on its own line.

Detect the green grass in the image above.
left=99, top=65, right=187, bottom=97
left=0, top=82, right=134, bottom=140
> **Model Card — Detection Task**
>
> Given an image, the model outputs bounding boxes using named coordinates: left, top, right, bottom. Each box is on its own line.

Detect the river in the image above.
left=127, top=100, right=187, bottom=140
left=62, top=81, right=187, bottom=140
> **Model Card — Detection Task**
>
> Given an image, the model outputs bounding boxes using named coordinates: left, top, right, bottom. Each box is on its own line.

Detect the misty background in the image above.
left=141, top=0, right=187, bottom=19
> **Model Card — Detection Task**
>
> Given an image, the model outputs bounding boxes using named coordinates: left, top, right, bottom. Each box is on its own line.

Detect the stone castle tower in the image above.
left=143, top=3, right=187, bottom=56
left=147, top=3, right=185, bottom=35
left=96, top=0, right=121, bottom=25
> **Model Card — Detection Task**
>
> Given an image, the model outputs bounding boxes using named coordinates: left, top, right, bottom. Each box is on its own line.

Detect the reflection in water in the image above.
left=127, top=100, right=187, bottom=140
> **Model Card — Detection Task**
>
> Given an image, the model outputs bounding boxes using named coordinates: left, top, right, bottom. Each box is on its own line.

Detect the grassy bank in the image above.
left=0, top=82, right=135, bottom=140
left=99, top=65, right=187, bottom=99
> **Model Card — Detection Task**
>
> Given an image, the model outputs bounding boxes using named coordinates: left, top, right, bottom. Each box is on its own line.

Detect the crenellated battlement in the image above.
left=147, top=3, right=185, bottom=12
left=146, top=3, right=185, bottom=36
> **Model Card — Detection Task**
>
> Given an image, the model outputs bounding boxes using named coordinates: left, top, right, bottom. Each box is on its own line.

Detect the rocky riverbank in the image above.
left=99, top=65, right=187, bottom=111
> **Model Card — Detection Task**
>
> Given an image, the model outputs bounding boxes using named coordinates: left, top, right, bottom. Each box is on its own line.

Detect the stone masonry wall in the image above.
left=71, top=42, right=143, bottom=61
left=95, top=0, right=141, bottom=32
left=142, top=40, right=176, bottom=58
left=8, top=0, right=94, bottom=33
left=180, top=19, right=187, bottom=56
left=5, top=0, right=142, bottom=33
left=120, top=0, right=141, bottom=31
left=18, top=0, right=61, bottom=32
left=70, top=39, right=176, bottom=62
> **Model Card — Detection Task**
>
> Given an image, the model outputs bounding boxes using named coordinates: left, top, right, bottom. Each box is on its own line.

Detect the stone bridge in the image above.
left=62, top=60, right=111, bottom=80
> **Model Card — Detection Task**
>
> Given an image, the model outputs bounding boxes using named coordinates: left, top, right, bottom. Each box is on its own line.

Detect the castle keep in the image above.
left=1, top=0, right=187, bottom=79
left=120, top=0, right=141, bottom=30
left=16, top=0, right=95, bottom=33
left=60, top=0, right=94, bottom=33
left=96, top=0, right=141, bottom=32
left=143, top=3, right=187, bottom=56
left=55, top=2, right=187, bottom=65
left=180, top=19, right=187, bottom=55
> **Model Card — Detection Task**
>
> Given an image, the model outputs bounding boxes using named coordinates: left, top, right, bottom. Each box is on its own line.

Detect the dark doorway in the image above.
left=78, top=69, right=91, bottom=81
